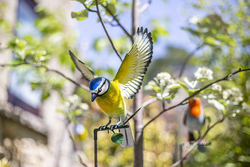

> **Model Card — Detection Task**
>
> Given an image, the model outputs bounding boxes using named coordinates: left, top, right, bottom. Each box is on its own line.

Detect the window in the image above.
left=8, top=0, right=41, bottom=115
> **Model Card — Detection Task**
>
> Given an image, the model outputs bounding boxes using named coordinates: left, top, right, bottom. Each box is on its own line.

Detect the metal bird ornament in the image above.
left=183, top=98, right=205, bottom=142
left=69, top=27, right=153, bottom=148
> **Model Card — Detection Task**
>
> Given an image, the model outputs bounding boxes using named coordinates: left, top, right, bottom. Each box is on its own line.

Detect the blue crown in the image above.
left=89, top=77, right=103, bottom=91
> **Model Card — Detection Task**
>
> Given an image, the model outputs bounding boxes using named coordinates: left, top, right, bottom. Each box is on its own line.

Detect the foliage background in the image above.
left=0, top=0, right=250, bottom=166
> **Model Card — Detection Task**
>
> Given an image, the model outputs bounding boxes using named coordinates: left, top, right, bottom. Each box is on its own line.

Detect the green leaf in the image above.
left=76, top=0, right=86, bottom=5
left=56, top=109, right=66, bottom=115
left=167, top=84, right=180, bottom=90
left=204, top=36, right=220, bottom=46
left=177, top=81, right=189, bottom=95
left=71, top=10, right=88, bottom=21
left=188, top=89, right=199, bottom=95
left=106, top=3, right=116, bottom=15
left=150, top=84, right=161, bottom=93
left=15, top=39, right=27, bottom=50
left=182, top=27, right=202, bottom=37
left=70, top=109, right=83, bottom=117
left=198, top=145, right=207, bottom=152
left=42, top=89, right=50, bottom=100
left=151, top=20, right=168, bottom=42
left=215, top=34, right=236, bottom=46
left=205, top=116, right=211, bottom=124
left=111, top=133, right=124, bottom=144
left=30, top=82, right=42, bottom=90
left=94, top=38, right=109, bottom=52
left=90, top=0, right=108, bottom=6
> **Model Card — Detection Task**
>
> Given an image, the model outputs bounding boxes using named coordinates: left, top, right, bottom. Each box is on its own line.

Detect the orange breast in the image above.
left=189, top=98, right=202, bottom=117
left=189, top=106, right=201, bottom=117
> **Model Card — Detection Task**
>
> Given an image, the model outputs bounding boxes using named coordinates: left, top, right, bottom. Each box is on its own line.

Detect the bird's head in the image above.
left=89, top=77, right=110, bottom=102
left=189, top=98, right=202, bottom=117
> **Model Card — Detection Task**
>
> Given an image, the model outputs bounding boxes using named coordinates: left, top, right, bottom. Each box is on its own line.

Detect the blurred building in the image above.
left=0, top=0, right=84, bottom=166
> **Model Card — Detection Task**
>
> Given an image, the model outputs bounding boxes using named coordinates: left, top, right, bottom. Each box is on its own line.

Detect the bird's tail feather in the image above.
left=120, top=118, right=134, bottom=148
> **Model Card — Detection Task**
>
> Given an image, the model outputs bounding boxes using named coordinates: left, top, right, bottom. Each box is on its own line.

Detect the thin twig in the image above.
left=140, top=0, right=152, bottom=13
left=172, top=117, right=224, bottom=167
left=66, top=120, right=88, bottom=167
left=83, top=3, right=97, bottom=13
left=142, top=98, right=157, bottom=109
left=143, top=68, right=250, bottom=129
left=178, top=43, right=204, bottom=78
left=102, top=4, right=133, bottom=42
left=0, top=62, right=27, bottom=67
left=95, top=0, right=122, bottom=61
left=0, top=62, right=89, bottom=90
left=123, top=107, right=141, bottom=125
left=179, top=144, right=183, bottom=167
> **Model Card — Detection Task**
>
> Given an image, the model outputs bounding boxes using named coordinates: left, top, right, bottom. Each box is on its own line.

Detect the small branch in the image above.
left=0, top=62, right=89, bottom=91
left=140, top=0, right=152, bottom=13
left=95, top=0, right=122, bottom=61
left=82, top=2, right=97, bottom=12
left=142, top=98, right=157, bottom=109
left=178, top=43, right=204, bottom=79
left=123, top=107, right=141, bottom=125
left=179, top=144, right=183, bottom=167
left=102, top=5, right=133, bottom=42
left=143, top=68, right=250, bottom=129
left=172, top=117, right=224, bottom=167
left=66, top=120, right=88, bottom=167
left=0, top=62, right=27, bottom=67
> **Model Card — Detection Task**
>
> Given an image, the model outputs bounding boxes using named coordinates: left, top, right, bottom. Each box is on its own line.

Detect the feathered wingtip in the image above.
left=134, top=27, right=153, bottom=52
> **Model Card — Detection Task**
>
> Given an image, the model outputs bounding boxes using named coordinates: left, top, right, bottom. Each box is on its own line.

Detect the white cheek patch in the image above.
left=98, top=81, right=109, bottom=95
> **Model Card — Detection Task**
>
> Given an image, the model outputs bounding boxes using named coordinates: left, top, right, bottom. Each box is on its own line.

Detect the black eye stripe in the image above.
left=97, top=79, right=106, bottom=94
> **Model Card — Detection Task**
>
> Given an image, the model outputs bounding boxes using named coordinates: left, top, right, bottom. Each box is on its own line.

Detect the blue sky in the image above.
left=71, top=0, right=206, bottom=78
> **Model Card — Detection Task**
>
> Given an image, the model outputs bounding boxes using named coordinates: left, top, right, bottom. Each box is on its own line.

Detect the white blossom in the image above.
left=68, top=94, right=79, bottom=103
left=144, top=80, right=156, bottom=90
left=184, top=77, right=198, bottom=89
left=79, top=103, right=89, bottom=110
left=223, top=87, right=243, bottom=102
left=194, top=67, right=213, bottom=80
left=242, top=102, right=250, bottom=112
left=212, top=83, right=222, bottom=92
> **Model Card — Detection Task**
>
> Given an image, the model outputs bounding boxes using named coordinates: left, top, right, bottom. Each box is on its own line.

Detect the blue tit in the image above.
left=183, top=98, right=205, bottom=141
left=69, top=27, right=153, bottom=148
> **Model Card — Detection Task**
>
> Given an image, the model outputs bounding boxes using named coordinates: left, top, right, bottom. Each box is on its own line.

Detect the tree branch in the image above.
left=142, top=97, right=157, bottom=109
left=83, top=3, right=97, bottom=13
left=66, top=120, right=88, bottom=167
left=140, top=0, right=152, bottom=13
left=172, top=117, right=224, bottom=167
left=95, top=0, right=122, bottom=61
left=143, top=68, right=250, bottom=129
left=101, top=4, right=133, bottom=42
left=0, top=62, right=89, bottom=91
left=178, top=43, right=204, bottom=78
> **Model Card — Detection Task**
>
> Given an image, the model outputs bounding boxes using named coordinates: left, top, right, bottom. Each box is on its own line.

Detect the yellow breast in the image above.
left=95, top=81, right=126, bottom=119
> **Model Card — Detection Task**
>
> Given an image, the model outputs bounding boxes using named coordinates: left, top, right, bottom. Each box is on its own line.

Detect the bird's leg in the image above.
left=198, top=131, right=209, bottom=145
left=99, top=117, right=111, bottom=130
left=110, top=117, right=122, bottom=131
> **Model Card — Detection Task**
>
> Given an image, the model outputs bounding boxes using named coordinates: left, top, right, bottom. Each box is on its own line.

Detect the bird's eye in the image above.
left=97, top=79, right=109, bottom=96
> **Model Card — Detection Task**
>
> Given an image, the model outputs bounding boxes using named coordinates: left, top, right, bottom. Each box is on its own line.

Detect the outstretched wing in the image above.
left=113, top=27, right=153, bottom=99
left=69, top=50, right=98, bottom=81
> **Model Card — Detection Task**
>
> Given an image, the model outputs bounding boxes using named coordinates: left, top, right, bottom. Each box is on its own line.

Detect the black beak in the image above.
left=91, top=93, right=97, bottom=102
